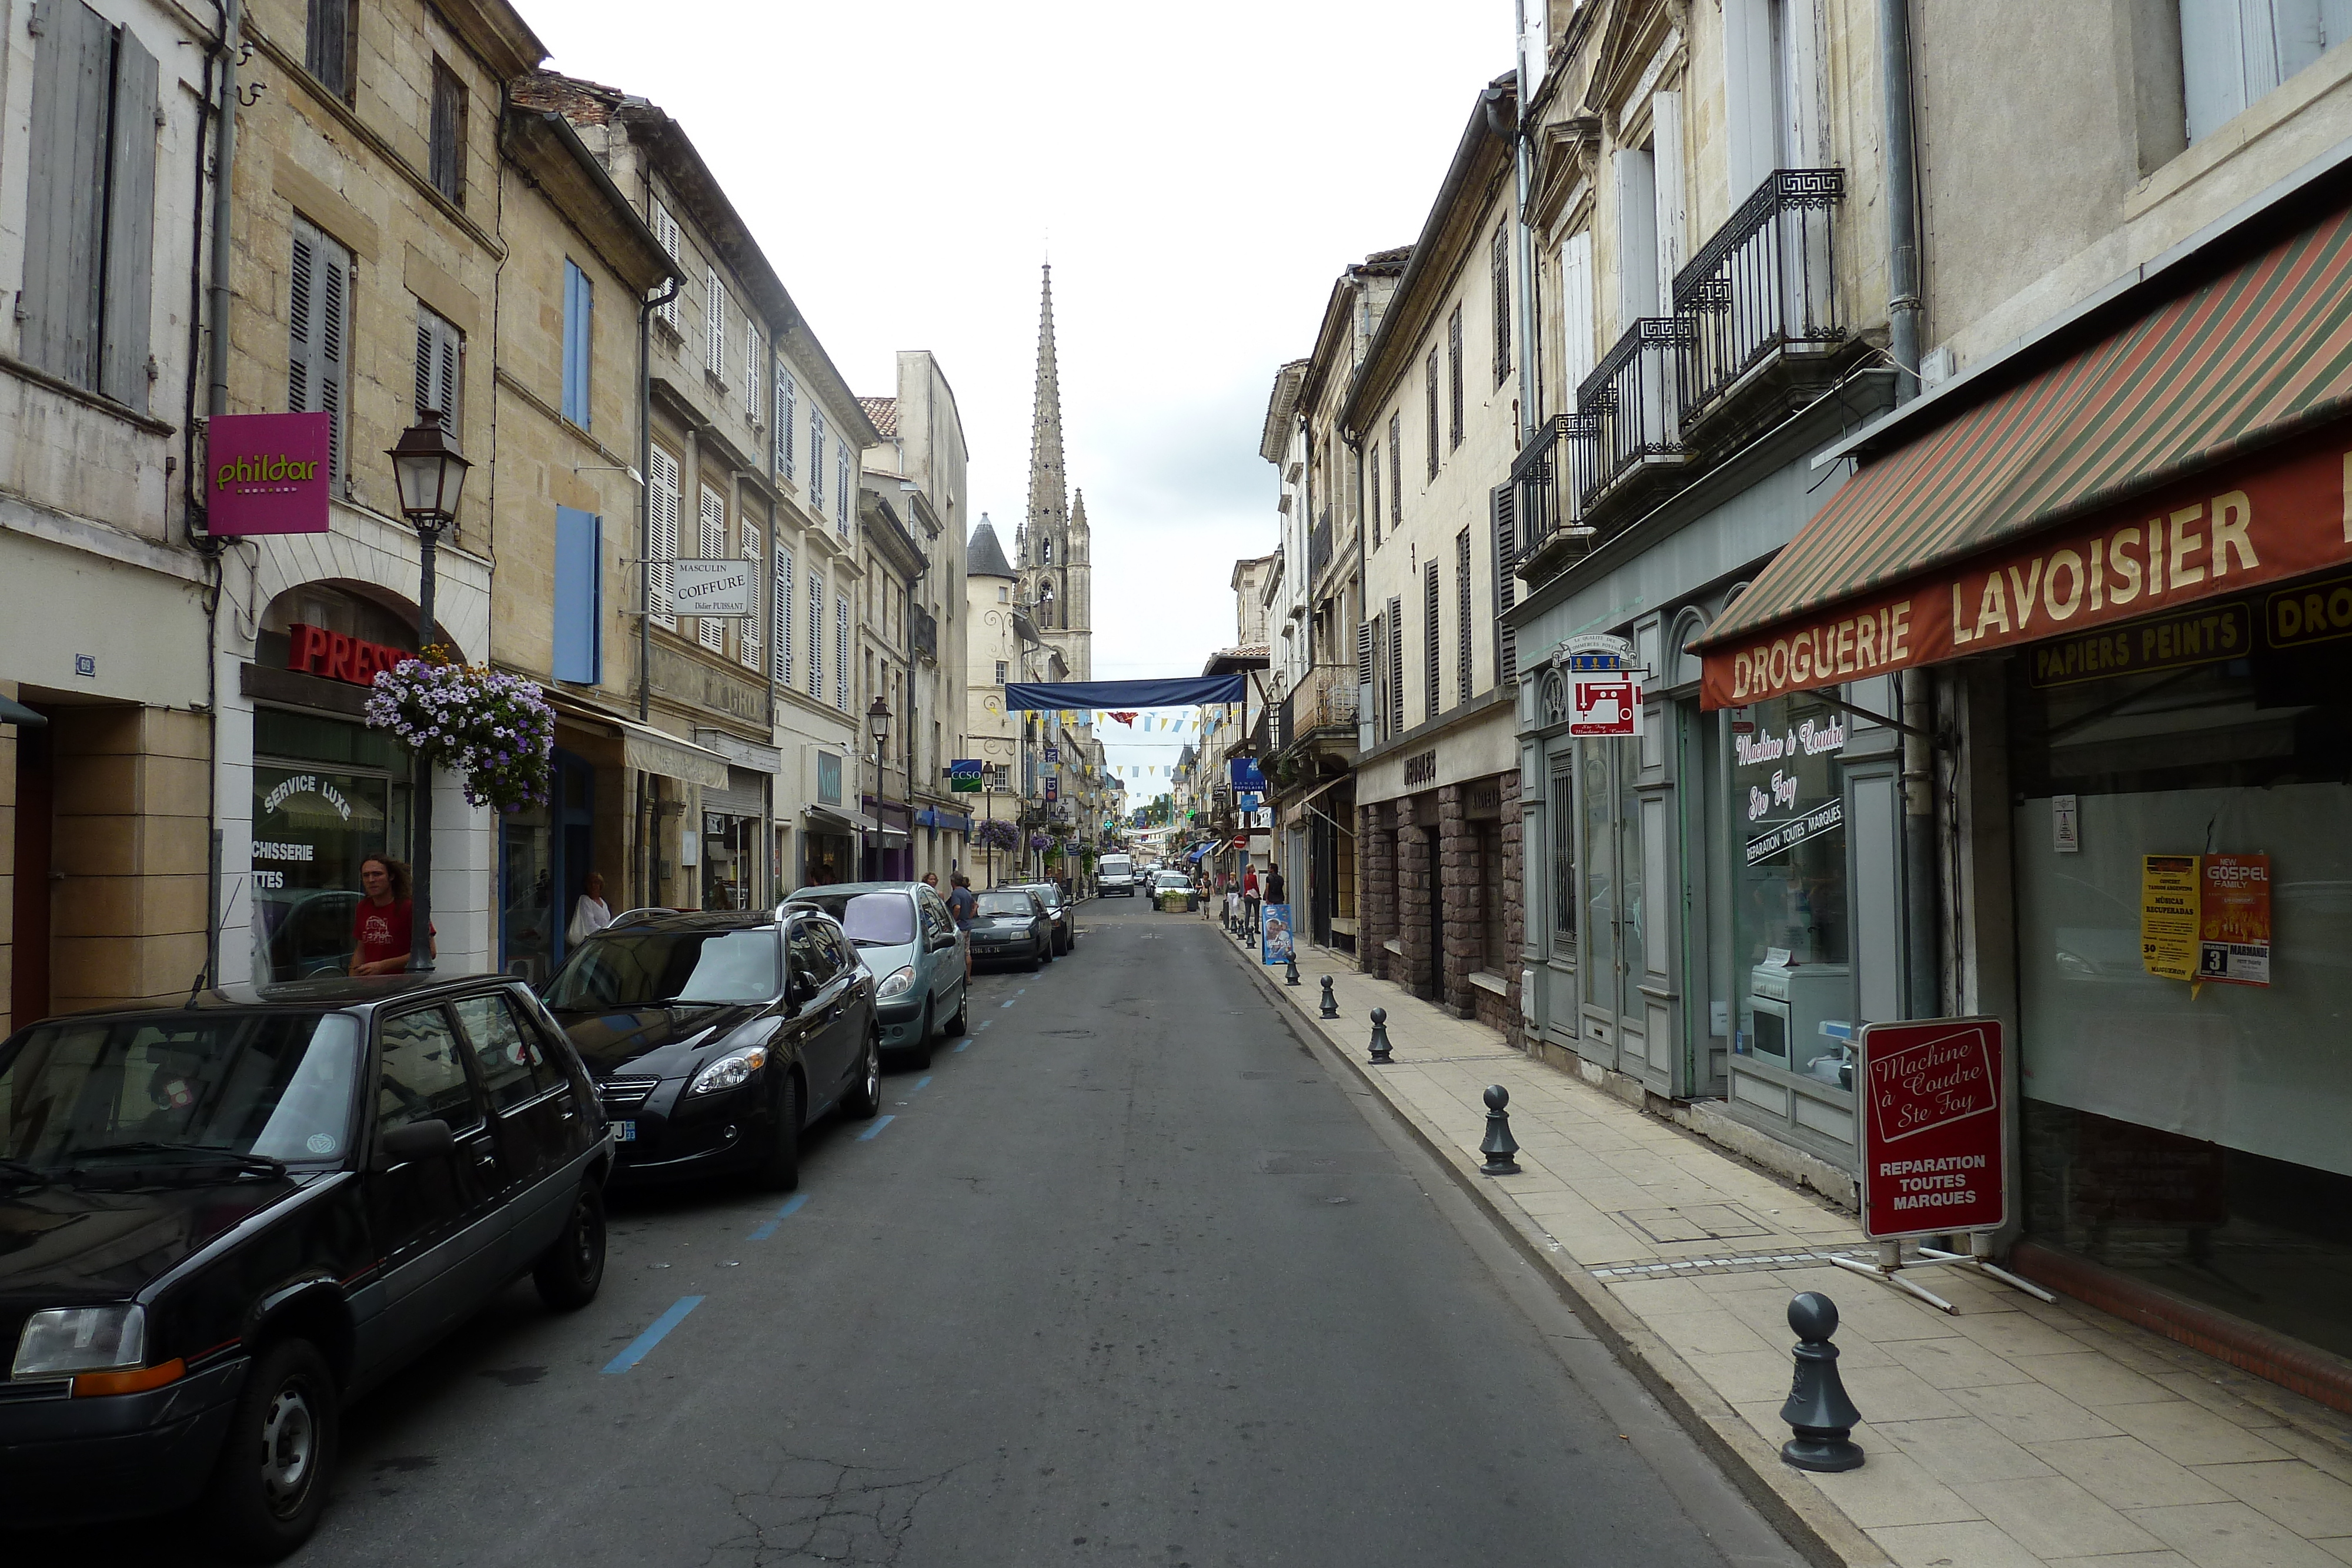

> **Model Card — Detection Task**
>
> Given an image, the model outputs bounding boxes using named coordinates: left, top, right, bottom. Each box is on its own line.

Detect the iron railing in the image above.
left=1573, top=316, right=1692, bottom=508
left=1673, top=168, right=1846, bottom=417
left=1510, top=413, right=1587, bottom=563
left=1275, top=664, right=1358, bottom=760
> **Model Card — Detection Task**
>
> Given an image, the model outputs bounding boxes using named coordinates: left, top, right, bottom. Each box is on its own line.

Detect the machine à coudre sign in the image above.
left=1859, top=1017, right=2007, bottom=1241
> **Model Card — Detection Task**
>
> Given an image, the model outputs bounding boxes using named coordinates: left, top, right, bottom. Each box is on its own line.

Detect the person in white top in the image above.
left=567, top=871, right=613, bottom=946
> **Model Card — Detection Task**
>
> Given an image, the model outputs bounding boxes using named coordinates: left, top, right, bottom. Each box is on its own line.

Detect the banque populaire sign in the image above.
left=207, top=412, right=332, bottom=536
left=1858, top=1017, right=2007, bottom=1241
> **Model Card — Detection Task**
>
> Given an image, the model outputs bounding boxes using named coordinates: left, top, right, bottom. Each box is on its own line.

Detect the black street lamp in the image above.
left=866, top=695, right=891, bottom=876
left=386, top=410, right=472, bottom=974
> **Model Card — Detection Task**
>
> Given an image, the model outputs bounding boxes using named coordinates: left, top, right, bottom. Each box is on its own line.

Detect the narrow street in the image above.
left=28, top=898, right=1801, bottom=1568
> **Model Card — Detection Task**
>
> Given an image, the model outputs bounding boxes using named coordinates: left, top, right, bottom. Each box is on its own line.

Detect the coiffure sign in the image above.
left=206, top=412, right=332, bottom=536
left=673, top=559, right=753, bottom=617
left=1702, top=433, right=2352, bottom=708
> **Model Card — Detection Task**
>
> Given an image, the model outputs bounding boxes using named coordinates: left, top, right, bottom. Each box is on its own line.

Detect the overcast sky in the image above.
left=533, top=1, right=1514, bottom=795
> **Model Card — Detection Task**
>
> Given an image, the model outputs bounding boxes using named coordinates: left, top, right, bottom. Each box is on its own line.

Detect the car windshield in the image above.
left=1156, top=872, right=1190, bottom=889
left=545, top=930, right=780, bottom=1008
left=1008, top=885, right=1060, bottom=909
left=791, top=892, right=917, bottom=947
left=975, top=892, right=1035, bottom=918
left=0, top=1010, right=360, bottom=1169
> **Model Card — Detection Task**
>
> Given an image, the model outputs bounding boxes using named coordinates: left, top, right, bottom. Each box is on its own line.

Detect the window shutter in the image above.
left=653, top=205, right=681, bottom=327
left=305, top=0, right=352, bottom=97
left=1388, top=414, right=1403, bottom=526
left=740, top=524, right=763, bottom=671
left=773, top=543, right=794, bottom=684
left=810, top=412, right=826, bottom=509
left=1357, top=620, right=1377, bottom=750
left=1387, top=595, right=1404, bottom=736
left=835, top=595, right=850, bottom=713
left=776, top=370, right=797, bottom=479
left=25, top=0, right=116, bottom=393
left=704, top=268, right=726, bottom=377
left=648, top=447, right=680, bottom=630
left=837, top=446, right=850, bottom=530
left=553, top=506, right=601, bottom=684
left=1424, top=350, right=1440, bottom=478
left=697, top=485, right=727, bottom=651
left=561, top=261, right=591, bottom=426
left=1561, top=232, right=1596, bottom=408
left=1448, top=306, right=1465, bottom=450
left=414, top=304, right=461, bottom=426
left=288, top=218, right=351, bottom=487
left=99, top=24, right=157, bottom=411
left=808, top=572, right=823, bottom=698
left=1457, top=529, right=1474, bottom=705
left=745, top=326, right=761, bottom=417
left=1491, top=227, right=1511, bottom=389
left=1424, top=561, right=1441, bottom=720
left=1368, top=444, right=1382, bottom=547
left=1492, top=483, right=1519, bottom=684
left=1652, top=92, right=1687, bottom=322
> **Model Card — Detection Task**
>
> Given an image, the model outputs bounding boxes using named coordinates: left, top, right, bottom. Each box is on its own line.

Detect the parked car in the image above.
left=0, top=975, right=613, bottom=1557
left=968, top=888, right=1053, bottom=971
left=253, top=887, right=360, bottom=981
left=542, top=907, right=878, bottom=1191
left=1152, top=870, right=1198, bottom=911
left=1004, top=881, right=1077, bottom=955
left=1098, top=853, right=1139, bottom=896
left=784, top=882, right=967, bottom=1068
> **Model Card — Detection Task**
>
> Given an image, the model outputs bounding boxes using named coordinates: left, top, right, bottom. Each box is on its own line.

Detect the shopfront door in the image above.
left=1578, top=698, right=1689, bottom=1095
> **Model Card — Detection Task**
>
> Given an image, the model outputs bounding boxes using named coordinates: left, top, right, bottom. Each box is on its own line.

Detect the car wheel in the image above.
left=202, top=1337, right=339, bottom=1561
left=755, top=1070, right=802, bottom=1192
left=943, top=987, right=967, bottom=1037
left=844, top=1025, right=883, bottom=1116
left=533, top=1183, right=607, bottom=1311
left=1024, top=938, right=1043, bottom=973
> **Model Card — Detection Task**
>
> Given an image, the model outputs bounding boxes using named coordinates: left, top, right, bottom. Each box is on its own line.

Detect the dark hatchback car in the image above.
left=0, top=975, right=612, bottom=1559
left=967, top=888, right=1054, bottom=971
left=1004, top=882, right=1077, bottom=955
left=542, top=906, right=878, bottom=1190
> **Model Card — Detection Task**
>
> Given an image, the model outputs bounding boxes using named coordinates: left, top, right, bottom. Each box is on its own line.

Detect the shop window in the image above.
left=1549, top=760, right=1576, bottom=953
left=1727, top=693, right=1850, bottom=1085
left=428, top=59, right=466, bottom=207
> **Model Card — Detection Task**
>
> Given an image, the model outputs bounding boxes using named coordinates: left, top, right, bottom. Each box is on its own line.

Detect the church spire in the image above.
left=1024, top=263, right=1067, bottom=564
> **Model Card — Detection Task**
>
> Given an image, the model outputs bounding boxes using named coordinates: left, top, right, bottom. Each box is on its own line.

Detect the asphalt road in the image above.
left=31, top=897, right=1806, bottom=1568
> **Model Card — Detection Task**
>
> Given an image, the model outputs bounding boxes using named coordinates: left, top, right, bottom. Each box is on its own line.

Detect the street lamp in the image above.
left=386, top=410, right=472, bottom=974
left=866, top=695, right=890, bottom=877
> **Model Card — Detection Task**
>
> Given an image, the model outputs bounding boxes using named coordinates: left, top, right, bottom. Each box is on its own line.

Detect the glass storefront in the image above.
left=1728, top=691, right=1852, bottom=1088
left=2010, top=591, right=2352, bottom=1359
left=249, top=708, right=409, bottom=981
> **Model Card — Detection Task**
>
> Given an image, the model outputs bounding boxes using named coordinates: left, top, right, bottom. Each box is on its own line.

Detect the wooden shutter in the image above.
left=1561, top=232, right=1596, bottom=409
left=1652, top=91, right=1687, bottom=322
left=740, top=524, right=763, bottom=671
left=560, top=261, right=591, bottom=426
left=1424, top=561, right=1441, bottom=720
left=305, top=0, right=352, bottom=98
left=837, top=447, right=850, bottom=530
left=745, top=326, right=761, bottom=417
left=835, top=595, right=850, bottom=712
left=413, top=304, right=462, bottom=424
left=1492, top=227, right=1511, bottom=389
left=428, top=60, right=465, bottom=204
left=776, top=369, right=796, bottom=479
left=653, top=204, right=681, bottom=326
left=1492, top=483, right=1519, bottom=684
left=1424, top=350, right=1440, bottom=478
left=1388, top=414, right=1402, bottom=526
left=288, top=218, right=352, bottom=487
left=1357, top=620, right=1377, bottom=750
left=553, top=506, right=601, bottom=684
left=24, top=0, right=113, bottom=392
left=773, top=543, right=794, bottom=684
left=1447, top=306, right=1464, bottom=450
left=808, top=571, right=823, bottom=698
left=810, top=412, right=826, bottom=509
left=1368, top=445, right=1382, bottom=547
left=697, top=485, right=727, bottom=651
left=648, top=447, right=680, bottom=630
left=99, top=24, right=157, bottom=410
left=704, top=268, right=726, bottom=377
left=1387, top=595, right=1404, bottom=735
left=1456, top=529, right=1473, bottom=704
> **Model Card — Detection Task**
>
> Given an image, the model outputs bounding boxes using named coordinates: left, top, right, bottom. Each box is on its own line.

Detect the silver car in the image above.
left=785, top=882, right=968, bottom=1068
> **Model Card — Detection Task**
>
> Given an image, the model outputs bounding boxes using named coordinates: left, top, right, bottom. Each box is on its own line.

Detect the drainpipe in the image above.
left=206, top=0, right=239, bottom=421
left=1512, top=2, right=1541, bottom=439
left=636, top=276, right=678, bottom=723
left=1882, top=0, right=1939, bottom=1016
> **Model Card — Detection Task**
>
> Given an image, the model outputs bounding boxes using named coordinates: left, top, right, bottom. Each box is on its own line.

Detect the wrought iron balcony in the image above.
left=1673, top=168, right=1847, bottom=424
left=1572, top=316, right=1693, bottom=513
left=1274, top=664, right=1358, bottom=764
left=1509, top=413, right=1596, bottom=583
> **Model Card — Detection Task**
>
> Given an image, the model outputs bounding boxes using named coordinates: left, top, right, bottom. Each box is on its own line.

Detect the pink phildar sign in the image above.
left=207, top=412, right=332, bottom=536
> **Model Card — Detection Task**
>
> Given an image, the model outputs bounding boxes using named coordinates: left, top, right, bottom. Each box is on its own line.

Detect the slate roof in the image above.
left=967, top=519, right=1016, bottom=579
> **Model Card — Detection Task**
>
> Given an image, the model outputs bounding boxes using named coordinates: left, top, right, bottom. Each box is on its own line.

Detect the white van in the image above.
left=1098, top=854, right=1139, bottom=895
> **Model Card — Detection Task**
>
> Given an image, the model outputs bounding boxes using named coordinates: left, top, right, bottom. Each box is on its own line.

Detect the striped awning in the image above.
left=1702, top=198, right=2352, bottom=654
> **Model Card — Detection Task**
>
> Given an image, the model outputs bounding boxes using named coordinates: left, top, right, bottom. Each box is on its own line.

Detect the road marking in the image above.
left=856, top=1114, right=896, bottom=1142
left=747, top=1192, right=808, bottom=1241
left=913, top=1075, right=933, bottom=1092
left=602, top=1296, right=705, bottom=1373
left=1000, top=999, right=1017, bottom=1009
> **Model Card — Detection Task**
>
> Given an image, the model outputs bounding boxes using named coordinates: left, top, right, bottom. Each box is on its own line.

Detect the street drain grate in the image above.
left=1042, top=1028, right=1096, bottom=1038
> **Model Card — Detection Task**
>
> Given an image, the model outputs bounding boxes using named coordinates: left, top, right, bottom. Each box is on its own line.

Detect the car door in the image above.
left=784, top=918, right=848, bottom=1105
left=360, top=1002, right=509, bottom=1369
left=918, top=890, right=960, bottom=1017
left=450, top=988, right=582, bottom=1272
left=811, top=921, right=868, bottom=1093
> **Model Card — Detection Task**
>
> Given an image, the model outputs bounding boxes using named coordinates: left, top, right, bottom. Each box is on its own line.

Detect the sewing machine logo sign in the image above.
left=1560, top=634, right=1643, bottom=737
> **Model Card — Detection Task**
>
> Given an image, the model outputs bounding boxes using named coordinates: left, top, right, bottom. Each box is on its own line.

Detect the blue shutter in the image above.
left=562, top=260, right=592, bottom=426
left=553, top=506, right=602, bottom=683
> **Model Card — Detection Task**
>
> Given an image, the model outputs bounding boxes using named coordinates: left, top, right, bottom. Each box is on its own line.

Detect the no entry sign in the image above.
left=1858, top=1017, right=2007, bottom=1241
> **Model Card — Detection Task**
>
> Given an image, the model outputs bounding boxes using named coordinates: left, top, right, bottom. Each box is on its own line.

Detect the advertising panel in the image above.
left=1859, top=1017, right=2007, bottom=1241
left=1260, top=903, right=1294, bottom=966
left=207, top=412, right=333, bottom=536
left=673, top=559, right=754, bottom=617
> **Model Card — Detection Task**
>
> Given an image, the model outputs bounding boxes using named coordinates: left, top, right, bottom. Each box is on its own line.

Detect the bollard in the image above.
left=1318, top=976, right=1340, bottom=1019
left=1284, top=953, right=1301, bottom=987
left=1779, top=1292, right=1865, bottom=1472
left=1478, top=1085, right=1519, bottom=1175
left=1367, top=1008, right=1393, bottom=1064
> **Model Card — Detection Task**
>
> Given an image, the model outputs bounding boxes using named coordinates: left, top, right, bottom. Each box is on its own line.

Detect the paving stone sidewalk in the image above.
left=1230, top=933, right=2352, bottom=1568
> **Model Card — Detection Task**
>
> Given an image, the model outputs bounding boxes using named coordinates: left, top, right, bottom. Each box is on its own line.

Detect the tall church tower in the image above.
left=1017, top=263, right=1090, bottom=679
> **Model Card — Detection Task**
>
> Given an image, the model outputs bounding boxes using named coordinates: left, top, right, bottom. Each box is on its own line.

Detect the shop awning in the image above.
left=0, top=696, right=46, bottom=728
left=546, top=696, right=732, bottom=789
left=806, top=803, right=875, bottom=837
left=1698, top=198, right=2352, bottom=707
left=1281, top=772, right=1352, bottom=830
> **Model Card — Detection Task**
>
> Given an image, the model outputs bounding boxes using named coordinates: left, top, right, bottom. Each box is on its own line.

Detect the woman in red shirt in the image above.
left=350, top=854, right=436, bottom=975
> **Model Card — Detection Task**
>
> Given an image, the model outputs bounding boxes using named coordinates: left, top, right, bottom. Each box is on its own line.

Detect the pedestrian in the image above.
left=946, top=873, right=979, bottom=978
left=349, top=854, right=435, bottom=975
left=921, top=871, right=940, bottom=892
left=566, top=870, right=613, bottom=945
left=1264, top=862, right=1286, bottom=905
left=1241, top=863, right=1260, bottom=938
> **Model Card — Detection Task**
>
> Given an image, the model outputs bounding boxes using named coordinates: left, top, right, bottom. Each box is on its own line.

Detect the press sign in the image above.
left=674, top=559, right=753, bottom=617
left=1569, top=678, right=1643, bottom=737
left=1859, top=1017, right=2006, bottom=1241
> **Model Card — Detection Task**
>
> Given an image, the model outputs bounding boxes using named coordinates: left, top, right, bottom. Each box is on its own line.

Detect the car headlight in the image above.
left=876, top=965, right=916, bottom=999
left=14, top=1305, right=145, bottom=1378
left=690, top=1046, right=767, bottom=1096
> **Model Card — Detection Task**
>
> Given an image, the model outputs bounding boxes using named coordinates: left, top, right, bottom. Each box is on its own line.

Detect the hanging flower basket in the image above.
left=364, top=654, right=556, bottom=813
left=973, top=818, right=1020, bottom=852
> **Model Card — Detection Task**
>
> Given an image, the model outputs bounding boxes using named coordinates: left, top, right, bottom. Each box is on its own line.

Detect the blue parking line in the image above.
left=913, top=1076, right=933, bottom=1092
left=602, top=1296, right=704, bottom=1373
left=747, top=1192, right=808, bottom=1241
left=954, top=1039, right=972, bottom=1052
left=856, top=1114, right=896, bottom=1142
left=1000, top=999, right=1016, bottom=1009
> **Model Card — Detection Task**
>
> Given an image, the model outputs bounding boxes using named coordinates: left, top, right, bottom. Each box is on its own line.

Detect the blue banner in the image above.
left=1004, top=676, right=1244, bottom=711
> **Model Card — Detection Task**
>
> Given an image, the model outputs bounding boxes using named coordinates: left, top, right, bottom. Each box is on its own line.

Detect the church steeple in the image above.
left=1024, top=263, right=1067, bottom=564
left=1018, top=261, right=1090, bottom=678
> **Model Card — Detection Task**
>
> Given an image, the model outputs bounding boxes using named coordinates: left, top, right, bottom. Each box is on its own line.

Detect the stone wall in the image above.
left=1473, top=770, right=1524, bottom=1044
left=1438, top=783, right=1476, bottom=1018
left=1396, top=816, right=1433, bottom=1001
left=1358, top=800, right=1394, bottom=979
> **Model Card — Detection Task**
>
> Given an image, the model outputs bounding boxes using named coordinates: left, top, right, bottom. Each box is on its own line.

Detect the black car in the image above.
left=0, top=975, right=613, bottom=1558
left=542, top=905, right=879, bottom=1190
left=1004, top=882, right=1077, bottom=955
left=967, top=888, right=1054, bottom=971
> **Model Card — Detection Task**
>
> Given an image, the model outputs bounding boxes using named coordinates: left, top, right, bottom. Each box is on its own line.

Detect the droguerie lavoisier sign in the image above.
left=206, top=412, right=332, bottom=536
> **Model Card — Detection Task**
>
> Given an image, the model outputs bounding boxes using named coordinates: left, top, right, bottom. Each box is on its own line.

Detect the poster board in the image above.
left=1859, top=1017, right=2007, bottom=1241
left=1261, top=903, right=1293, bottom=966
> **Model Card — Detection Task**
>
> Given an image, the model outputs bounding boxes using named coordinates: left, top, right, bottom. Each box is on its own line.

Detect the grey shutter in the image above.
left=24, top=0, right=113, bottom=390
left=99, top=25, right=158, bottom=410
left=1492, top=483, right=1519, bottom=684
left=1456, top=529, right=1473, bottom=704
left=288, top=220, right=351, bottom=486
left=1386, top=596, right=1405, bottom=737
left=1357, top=621, right=1377, bottom=750
left=413, top=306, right=459, bottom=423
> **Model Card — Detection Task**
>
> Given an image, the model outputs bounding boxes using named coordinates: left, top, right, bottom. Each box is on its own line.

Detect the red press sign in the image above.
left=1859, top=1017, right=2007, bottom=1241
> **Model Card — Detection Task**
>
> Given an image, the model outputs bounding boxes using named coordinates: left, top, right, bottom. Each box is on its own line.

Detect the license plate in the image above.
left=612, top=1121, right=636, bottom=1142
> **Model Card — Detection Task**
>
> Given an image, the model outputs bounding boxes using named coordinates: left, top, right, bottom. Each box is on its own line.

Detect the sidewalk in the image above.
left=1225, top=933, right=2352, bottom=1568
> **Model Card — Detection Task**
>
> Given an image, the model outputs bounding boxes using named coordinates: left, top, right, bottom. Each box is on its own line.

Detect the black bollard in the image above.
left=1479, top=1085, right=1520, bottom=1175
left=1284, top=953, right=1301, bottom=987
left=1318, top=976, right=1340, bottom=1019
left=1367, top=1008, right=1393, bottom=1064
left=1779, top=1292, right=1865, bottom=1472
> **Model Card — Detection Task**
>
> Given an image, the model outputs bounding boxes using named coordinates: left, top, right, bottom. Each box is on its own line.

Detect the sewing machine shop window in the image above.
left=1728, top=693, right=1852, bottom=1088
